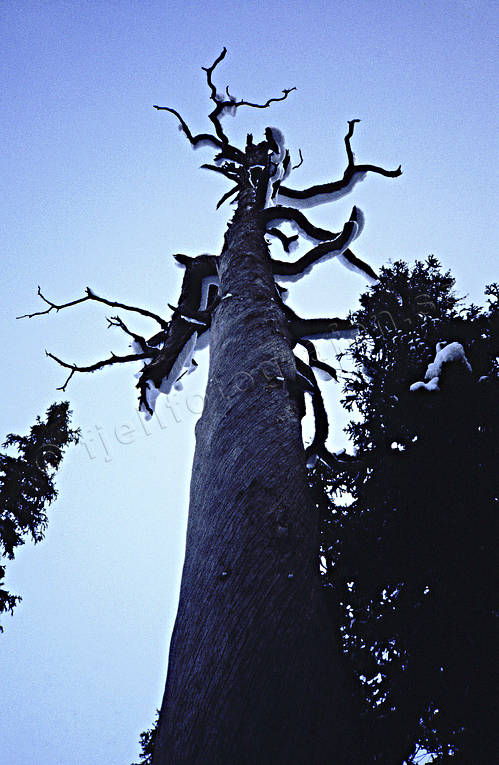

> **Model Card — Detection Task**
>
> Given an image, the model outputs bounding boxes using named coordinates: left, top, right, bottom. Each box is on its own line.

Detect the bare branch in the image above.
left=216, top=185, right=239, bottom=210
left=293, top=357, right=330, bottom=468
left=278, top=293, right=354, bottom=344
left=338, top=249, right=378, bottom=282
left=201, top=163, right=240, bottom=181
left=265, top=205, right=360, bottom=262
left=19, top=286, right=170, bottom=329
left=278, top=120, right=402, bottom=207
left=201, top=47, right=228, bottom=101
left=106, top=316, right=149, bottom=352
left=344, top=118, right=360, bottom=167
left=45, top=349, right=157, bottom=392
left=266, top=227, right=299, bottom=253
left=292, top=149, right=304, bottom=170
left=297, top=339, right=337, bottom=381
left=200, top=48, right=296, bottom=146
left=234, top=88, right=296, bottom=111
left=262, top=205, right=340, bottom=242
left=152, top=105, right=223, bottom=149
left=291, top=316, right=355, bottom=341
left=18, top=286, right=88, bottom=319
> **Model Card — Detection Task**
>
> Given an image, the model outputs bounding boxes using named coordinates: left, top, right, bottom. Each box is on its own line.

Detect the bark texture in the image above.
left=153, top=181, right=360, bottom=764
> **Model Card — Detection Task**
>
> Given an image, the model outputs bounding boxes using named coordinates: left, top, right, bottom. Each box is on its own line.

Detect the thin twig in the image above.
left=18, top=287, right=170, bottom=329
left=45, top=349, right=157, bottom=391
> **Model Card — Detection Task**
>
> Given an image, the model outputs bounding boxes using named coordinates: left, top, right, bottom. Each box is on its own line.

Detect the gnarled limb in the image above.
left=293, top=357, right=331, bottom=468
left=203, top=46, right=295, bottom=146
left=262, top=205, right=341, bottom=243
left=154, top=48, right=295, bottom=169
left=267, top=206, right=357, bottom=273
left=278, top=119, right=402, bottom=209
left=274, top=286, right=354, bottom=344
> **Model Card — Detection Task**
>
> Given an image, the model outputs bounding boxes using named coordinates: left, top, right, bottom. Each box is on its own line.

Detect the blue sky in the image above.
left=1, top=1, right=497, bottom=763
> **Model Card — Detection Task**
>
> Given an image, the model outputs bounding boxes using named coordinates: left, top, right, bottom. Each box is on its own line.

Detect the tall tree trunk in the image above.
left=153, top=182, right=360, bottom=764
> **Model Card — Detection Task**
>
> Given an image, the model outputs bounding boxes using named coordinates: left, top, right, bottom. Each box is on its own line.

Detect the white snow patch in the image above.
left=192, top=137, right=217, bottom=151
left=200, top=273, right=219, bottom=310
left=180, top=315, right=207, bottom=326
left=410, top=341, right=472, bottom=393
left=140, top=381, right=160, bottom=421
left=195, top=329, right=210, bottom=352
left=410, top=377, right=440, bottom=393
left=131, top=339, right=144, bottom=354
left=306, top=453, right=318, bottom=469
left=425, top=342, right=472, bottom=380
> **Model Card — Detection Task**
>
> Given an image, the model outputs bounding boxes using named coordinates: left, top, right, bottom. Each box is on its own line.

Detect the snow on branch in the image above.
left=277, top=119, right=402, bottom=209
left=265, top=205, right=377, bottom=282
left=410, top=342, right=472, bottom=392
left=262, top=205, right=343, bottom=243
left=19, top=255, right=221, bottom=416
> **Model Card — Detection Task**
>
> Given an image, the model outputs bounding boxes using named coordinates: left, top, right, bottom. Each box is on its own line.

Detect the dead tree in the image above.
left=20, top=49, right=401, bottom=764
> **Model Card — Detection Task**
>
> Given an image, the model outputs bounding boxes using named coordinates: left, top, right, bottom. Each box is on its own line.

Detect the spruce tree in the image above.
left=0, top=401, right=79, bottom=631
left=314, top=260, right=498, bottom=762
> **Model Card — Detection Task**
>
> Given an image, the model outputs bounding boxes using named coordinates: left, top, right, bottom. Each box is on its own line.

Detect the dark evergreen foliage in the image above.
left=0, top=402, right=79, bottom=630
left=131, top=711, right=159, bottom=765
left=313, top=259, right=498, bottom=763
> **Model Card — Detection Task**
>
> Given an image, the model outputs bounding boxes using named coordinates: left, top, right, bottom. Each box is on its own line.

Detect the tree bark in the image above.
left=153, top=181, right=359, bottom=764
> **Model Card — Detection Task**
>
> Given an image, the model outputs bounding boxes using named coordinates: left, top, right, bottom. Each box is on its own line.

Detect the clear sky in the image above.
left=1, top=1, right=497, bottom=763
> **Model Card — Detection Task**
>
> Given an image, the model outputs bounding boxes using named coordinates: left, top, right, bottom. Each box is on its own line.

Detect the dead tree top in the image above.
left=20, top=49, right=401, bottom=467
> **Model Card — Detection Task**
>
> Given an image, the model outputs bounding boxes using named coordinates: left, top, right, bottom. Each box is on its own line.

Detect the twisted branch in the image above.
left=262, top=205, right=341, bottom=242
left=278, top=119, right=401, bottom=208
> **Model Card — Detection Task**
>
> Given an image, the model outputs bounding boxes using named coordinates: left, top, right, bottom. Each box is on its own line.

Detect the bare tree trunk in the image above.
left=153, top=184, right=359, bottom=764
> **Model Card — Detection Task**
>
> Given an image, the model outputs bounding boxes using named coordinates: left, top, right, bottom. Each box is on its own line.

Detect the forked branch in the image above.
left=154, top=48, right=295, bottom=166
left=278, top=119, right=402, bottom=208
left=18, top=286, right=169, bottom=329
left=46, top=348, right=157, bottom=392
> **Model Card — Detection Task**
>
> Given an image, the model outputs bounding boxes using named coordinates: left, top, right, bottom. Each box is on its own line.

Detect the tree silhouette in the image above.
left=0, top=401, right=79, bottom=631
left=313, top=260, right=498, bottom=763
left=21, top=50, right=401, bottom=763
